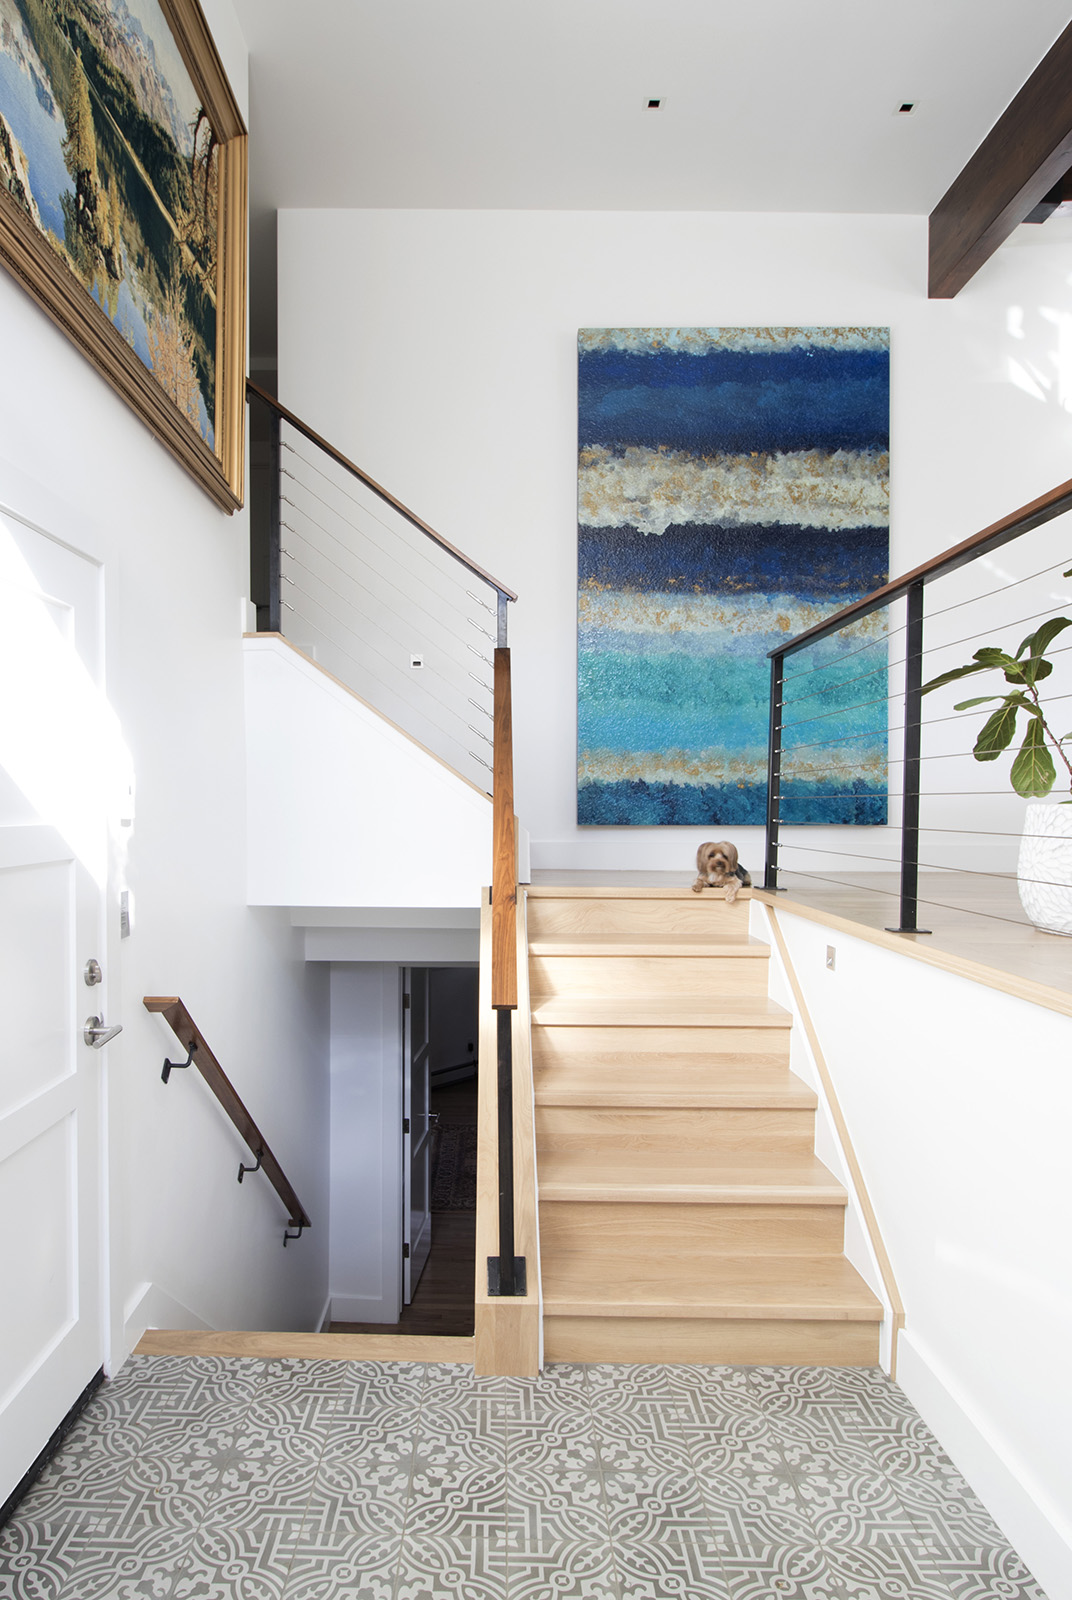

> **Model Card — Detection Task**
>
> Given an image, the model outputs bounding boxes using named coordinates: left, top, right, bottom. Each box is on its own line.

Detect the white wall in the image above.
left=775, top=910, right=1072, bottom=1600
left=328, top=964, right=402, bottom=1324
left=277, top=208, right=1072, bottom=876
left=244, top=635, right=492, bottom=908
left=0, top=0, right=330, bottom=1355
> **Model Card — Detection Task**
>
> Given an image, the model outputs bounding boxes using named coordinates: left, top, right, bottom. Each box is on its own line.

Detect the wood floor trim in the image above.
left=134, top=1331, right=475, bottom=1361
left=761, top=903, right=906, bottom=1376
left=755, top=890, right=1072, bottom=1021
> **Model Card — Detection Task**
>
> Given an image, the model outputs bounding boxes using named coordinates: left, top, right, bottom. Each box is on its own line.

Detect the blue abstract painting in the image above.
left=577, top=327, right=890, bottom=827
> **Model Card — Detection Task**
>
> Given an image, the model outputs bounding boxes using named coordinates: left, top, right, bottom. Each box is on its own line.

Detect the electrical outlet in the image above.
left=826, top=945, right=836, bottom=970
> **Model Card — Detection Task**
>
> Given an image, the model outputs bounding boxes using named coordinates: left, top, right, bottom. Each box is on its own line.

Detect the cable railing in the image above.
left=246, top=382, right=527, bottom=1302
left=248, top=381, right=516, bottom=793
left=764, top=476, right=1072, bottom=943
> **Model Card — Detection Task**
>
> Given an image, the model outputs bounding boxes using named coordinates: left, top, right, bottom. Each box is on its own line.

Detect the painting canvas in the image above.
left=577, top=327, right=890, bottom=827
left=0, top=0, right=246, bottom=506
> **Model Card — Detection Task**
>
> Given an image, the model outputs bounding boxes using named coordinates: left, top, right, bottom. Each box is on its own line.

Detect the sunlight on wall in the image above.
left=1004, top=297, right=1072, bottom=412
left=0, top=520, right=133, bottom=886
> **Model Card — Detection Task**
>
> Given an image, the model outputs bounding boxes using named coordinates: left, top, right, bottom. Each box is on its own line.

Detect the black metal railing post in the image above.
left=764, top=651, right=784, bottom=890
left=888, top=580, right=930, bottom=934
left=248, top=392, right=281, bottom=634
left=488, top=1006, right=525, bottom=1297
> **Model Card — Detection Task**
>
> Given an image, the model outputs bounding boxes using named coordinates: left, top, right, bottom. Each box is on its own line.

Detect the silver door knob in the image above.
left=84, top=1016, right=123, bottom=1048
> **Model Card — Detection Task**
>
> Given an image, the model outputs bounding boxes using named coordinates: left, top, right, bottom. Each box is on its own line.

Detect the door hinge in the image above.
left=403, top=1117, right=410, bottom=1134
left=403, top=1242, right=410, bottom=1259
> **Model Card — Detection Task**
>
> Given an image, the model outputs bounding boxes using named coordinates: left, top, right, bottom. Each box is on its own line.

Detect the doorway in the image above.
left=329, top=963, right=479, bottom=1336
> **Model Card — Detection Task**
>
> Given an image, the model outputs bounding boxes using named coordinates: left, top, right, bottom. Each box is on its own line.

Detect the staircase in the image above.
left=528, top=885, right=882, bottom=1365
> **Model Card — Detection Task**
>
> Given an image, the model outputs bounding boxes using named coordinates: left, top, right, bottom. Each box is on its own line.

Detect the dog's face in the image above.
left=696, top=840, right=739, bottom=883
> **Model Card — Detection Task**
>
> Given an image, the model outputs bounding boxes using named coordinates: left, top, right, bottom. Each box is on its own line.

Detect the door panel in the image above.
left=0, top=516, right=107, bottom=1506
left=402, top=966, right=432, bottom=1302
left=0, top=857, right=72, bottom=1116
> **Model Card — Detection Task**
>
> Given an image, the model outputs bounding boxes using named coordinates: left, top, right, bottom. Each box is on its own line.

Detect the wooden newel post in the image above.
left=492, top=647, right=517, bottom=1011
left=489, top=643, right=524, bottom=1298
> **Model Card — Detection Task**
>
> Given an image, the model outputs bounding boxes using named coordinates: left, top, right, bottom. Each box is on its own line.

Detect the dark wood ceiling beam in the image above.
left=929, top=19, right=1072, bottom=298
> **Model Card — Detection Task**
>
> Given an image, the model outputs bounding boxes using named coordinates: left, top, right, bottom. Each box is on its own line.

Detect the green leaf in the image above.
left=1009, top=718, right=1057, bottom=797
left=973, top=647, right=1015, bottom=666
left=972, top=701, right=1022, bottom=761
left=1030, top=616, right=1072, bottom=655
left=952, top=695, right=1005, bottom=710
left=922, top=662, right=995, bottom=694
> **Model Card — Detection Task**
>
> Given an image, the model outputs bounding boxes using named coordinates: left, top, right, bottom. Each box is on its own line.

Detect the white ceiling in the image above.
left=232, top=0, right=1072, bottom=354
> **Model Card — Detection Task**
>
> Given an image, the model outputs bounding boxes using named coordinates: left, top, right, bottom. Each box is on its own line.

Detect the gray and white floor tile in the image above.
left=0, top=1357, right=1050, bottom=1600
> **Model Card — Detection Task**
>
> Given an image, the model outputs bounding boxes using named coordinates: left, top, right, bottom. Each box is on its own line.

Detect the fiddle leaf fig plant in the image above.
left=921, top=580, right=1072, bottom=800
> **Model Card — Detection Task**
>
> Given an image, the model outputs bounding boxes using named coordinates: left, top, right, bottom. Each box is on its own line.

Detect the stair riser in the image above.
left=543, top=1316, right=880, bottom=1366
left=535, top=1106, right=816, bottom=1158
left=532, top=1027, right=791, bottom=1061
left=540, top=1201, right=846, bottom=1257
left=527, top=897, right=751, bottom=942
left=530, top=954, right=769, bottom=999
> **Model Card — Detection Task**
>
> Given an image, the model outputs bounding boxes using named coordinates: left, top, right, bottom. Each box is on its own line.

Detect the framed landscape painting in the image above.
left=0, top=0, right=247, bottom=509
left=577, top=326, right=890, bottom=827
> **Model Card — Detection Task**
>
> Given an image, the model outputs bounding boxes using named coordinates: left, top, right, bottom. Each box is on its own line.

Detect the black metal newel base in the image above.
left=487, top=1256, right=527, bottom=1297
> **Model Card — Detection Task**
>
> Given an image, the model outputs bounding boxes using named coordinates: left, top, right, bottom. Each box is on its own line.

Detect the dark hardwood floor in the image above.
left=330, top=1076, right=477, bottom=1337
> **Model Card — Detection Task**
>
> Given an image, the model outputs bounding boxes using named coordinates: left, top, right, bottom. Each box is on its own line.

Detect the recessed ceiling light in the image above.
left=896, top=101, right=917, bottom=115
left=647, top=98, right=662, bottom=110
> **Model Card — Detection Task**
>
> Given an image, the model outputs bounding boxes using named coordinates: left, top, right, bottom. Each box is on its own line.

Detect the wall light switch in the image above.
left=826, top=945, right=836, bottom=970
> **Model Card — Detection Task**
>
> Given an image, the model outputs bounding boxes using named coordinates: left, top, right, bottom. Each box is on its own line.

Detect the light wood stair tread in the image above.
left=532, top=995, right=794, bottom=1028
left=529, top=936, right=770, bottom=957
left=538, top=1152, right=847, bottom=1204
left=533, top=1058, right=817, bottom=1109
left=526, top=886, right=752, bottom=900
left=542, top=1255, right=883, bottom=1321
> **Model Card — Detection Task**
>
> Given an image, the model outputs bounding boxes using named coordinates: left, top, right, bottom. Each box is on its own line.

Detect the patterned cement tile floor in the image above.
left=0, top=1356, right=1048, bottom=1600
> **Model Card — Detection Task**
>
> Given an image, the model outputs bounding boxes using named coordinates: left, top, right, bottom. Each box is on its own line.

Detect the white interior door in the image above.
left=402, top=966, right=432, bottom=1302
left=0, top=512, right=112, bottom=1507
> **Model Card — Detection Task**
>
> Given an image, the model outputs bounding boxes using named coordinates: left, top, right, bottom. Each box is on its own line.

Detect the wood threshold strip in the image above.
left=760, top=904, right=905, bottom=1378
left=245, top=380, right=516, bottom=600
left=928, top=19, right=1072, bottom=298
left=136, top=1330, right=474, bottom=1362
left=770, top=474, right=1072, bottom=659
left=143, top=997, right=312, bottom=1228
left=755, top=890, right=1072, bottom=1021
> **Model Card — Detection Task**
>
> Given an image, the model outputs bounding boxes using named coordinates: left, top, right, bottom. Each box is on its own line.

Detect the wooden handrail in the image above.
left=491, top=647, right=518, bottom=1010
left=144, top=997, right=311, bottom=1231
left=245, top=380, right=517, bottom=601
left=770, top=473, right=1072, bottom=660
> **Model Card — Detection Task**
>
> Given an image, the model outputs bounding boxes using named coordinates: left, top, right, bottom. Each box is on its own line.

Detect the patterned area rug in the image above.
left=430, top=1123, right=477, bottom=1210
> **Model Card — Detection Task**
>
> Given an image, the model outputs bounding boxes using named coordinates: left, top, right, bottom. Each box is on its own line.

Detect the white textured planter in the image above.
left=1017, top=802, right=1072, bottom=935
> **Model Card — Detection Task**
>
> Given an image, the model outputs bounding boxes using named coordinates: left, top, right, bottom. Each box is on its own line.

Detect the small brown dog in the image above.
left=692, top=841, right=752, bottom=902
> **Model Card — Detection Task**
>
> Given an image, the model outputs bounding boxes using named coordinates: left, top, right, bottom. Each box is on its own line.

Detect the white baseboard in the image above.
left=329, top=1294, right=399, bottom=1325
left=120, top=1281, right=212, bottom=1367
left=897, top=1330, right=1072, bottom=1600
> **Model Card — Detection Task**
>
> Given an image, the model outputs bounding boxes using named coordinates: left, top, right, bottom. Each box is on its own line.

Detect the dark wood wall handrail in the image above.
left=770, top=474, right=1072, bottom=660
left=246, top=379, right=518, bottom=602
left=144, top=997, right=311, bottom=1231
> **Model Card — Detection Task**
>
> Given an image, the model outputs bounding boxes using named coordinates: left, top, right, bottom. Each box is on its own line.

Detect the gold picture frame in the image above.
left=0, top=0, right=247, bottom=510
